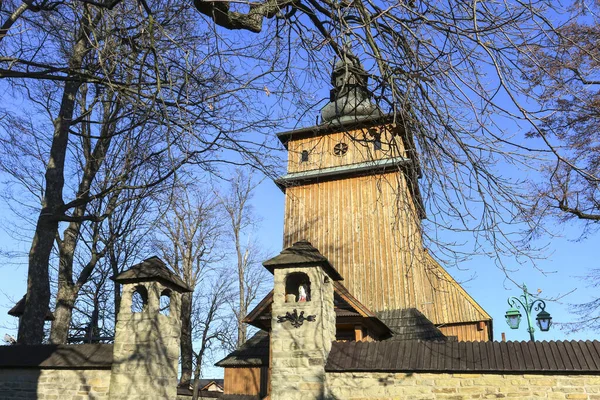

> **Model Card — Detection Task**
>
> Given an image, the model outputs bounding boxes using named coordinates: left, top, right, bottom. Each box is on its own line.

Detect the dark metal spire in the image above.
left=321, top=53, right=382, bottom=123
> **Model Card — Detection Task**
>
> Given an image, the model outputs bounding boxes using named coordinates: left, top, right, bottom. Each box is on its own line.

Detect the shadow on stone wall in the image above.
left=0, top=343, right=113, bottom=399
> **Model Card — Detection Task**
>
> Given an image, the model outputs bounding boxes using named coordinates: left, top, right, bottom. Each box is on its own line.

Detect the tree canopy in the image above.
left=1, top=0, right=600, bottom=341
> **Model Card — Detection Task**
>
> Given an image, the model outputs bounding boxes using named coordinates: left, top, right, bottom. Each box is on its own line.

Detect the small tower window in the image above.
left=373, top=135, right=382, bottom=151
left=131, top=286, right=148, bottom=313
left=301, top=150, right=309, bottom=162
left=285, top=272, right=311, bottom=302
left=159, top=289, right=171, bottom=316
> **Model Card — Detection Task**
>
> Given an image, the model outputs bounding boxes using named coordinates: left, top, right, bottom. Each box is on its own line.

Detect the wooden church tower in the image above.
left=275, top=54, right=492, bottom=341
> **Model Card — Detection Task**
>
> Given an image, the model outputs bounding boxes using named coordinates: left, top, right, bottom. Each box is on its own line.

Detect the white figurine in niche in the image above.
left=298, top=284, right=308, bottom=302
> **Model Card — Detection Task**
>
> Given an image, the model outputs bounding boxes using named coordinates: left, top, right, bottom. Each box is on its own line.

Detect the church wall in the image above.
left=0, top=367, right=111, bottom=400
left=223, top=367, right=265, bottom=396
left=283, top=171, right=427, bottom=314
left=283, top=170, right=492, bottom=337
left=438, top=322, right=491, bottom=342
left=286, top=126, right=406, bottom=174
left=326, top=371, right=600, bottom=399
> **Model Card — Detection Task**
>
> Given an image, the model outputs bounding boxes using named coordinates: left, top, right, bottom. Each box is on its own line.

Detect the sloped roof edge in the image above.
left=263, top=240, right=343, bottom=281
left=424, top=250, right=492, bottom=322
left=326, top=340, right=600, bottom=373
left=111, top=256, right=193, bottom=293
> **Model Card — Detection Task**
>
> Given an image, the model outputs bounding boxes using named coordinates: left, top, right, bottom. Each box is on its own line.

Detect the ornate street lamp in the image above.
left=536, top=309, right=552, bottom=332
left=505, top=307, right=522, bottom=330
left=505, top=284, right=552, bottom=341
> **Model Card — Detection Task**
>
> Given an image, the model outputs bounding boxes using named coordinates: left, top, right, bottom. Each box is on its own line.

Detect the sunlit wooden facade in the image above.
left=278, top=122, right=491, bottom=341
left=218, top=55, right=493, bottom=399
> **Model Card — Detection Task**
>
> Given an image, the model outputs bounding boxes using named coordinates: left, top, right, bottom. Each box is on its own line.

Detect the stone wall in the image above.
left=109, top=281, right=182, bottom=400
left=326, top=371, right=600, bottom=399
left=0, top=368, right=111, bottom=400
left=270, top=266, right=337, bottom=400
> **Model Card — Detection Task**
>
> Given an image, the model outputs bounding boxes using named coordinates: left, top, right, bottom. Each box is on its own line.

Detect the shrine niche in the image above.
left=159, top=289, right=171, bottom=316
left=131, top=285, right=148, bottom=313
left=285, top=272, right=311, bottom=303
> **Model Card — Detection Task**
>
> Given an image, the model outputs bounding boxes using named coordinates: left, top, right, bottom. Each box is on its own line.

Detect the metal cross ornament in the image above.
left=276, top=309, right=316, bottom=328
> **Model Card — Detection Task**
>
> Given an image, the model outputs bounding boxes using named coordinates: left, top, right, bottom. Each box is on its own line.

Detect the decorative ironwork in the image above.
left=505, top=283, right=552, bottom=341
left=333, top=142, right=348, bottom=156
left=276, top=309, right=316, bottom=328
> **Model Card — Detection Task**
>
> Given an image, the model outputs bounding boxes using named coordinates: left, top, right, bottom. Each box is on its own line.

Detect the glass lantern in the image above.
left=505, top=307, right=522, bottom=330
left=536, top=310, right=552, bottom=332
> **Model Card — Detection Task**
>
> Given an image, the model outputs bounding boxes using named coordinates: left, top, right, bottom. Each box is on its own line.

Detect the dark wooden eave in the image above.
left=376, top=308, right=447, bottom=342
left=326, top=340, right=600, bottom=374
left=111, top=256, right=193, bottom=293
left=215, top=330, right=269, bottom=367
left=263, top=240, right=343, bottom=282
left=8, top=295, right=54, bottom=321
left=274, top=157, right=411, bottom=191
left=0, top=344, right=113, bottom=369
left=277, top=114, right=399, bottom=149
left=243, top=281, right=393, bottom=340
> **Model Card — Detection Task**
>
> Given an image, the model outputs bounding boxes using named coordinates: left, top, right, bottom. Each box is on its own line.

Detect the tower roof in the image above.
left=320, top=53, right=382, bottom=123
left=111, top=256, right=193, bottom=293
left=263, top=240, right=343, bottom=281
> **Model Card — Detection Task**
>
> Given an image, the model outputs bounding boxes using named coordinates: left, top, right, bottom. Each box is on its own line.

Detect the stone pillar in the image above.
left=108, top=257, right=192, bottom=400
left=270, top=265, right=336, bottom=400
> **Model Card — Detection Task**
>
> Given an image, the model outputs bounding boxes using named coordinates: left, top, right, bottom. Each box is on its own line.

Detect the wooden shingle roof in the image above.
left=326, top=340, right=600, bottom=373
left=243, top=282, right=392, bottom=339
left=215, top=331, right=269, bottom=367
left=111, top=256, right=193, bottom=292
left=8, top=295, right=54, bottom=321
left=419, top=251, right=491, bottom=325
left=263, top=240, right=343, bottom=281
left=0, top=344, right=113, bottom=369
left=377, top=308, right=447, bottom=341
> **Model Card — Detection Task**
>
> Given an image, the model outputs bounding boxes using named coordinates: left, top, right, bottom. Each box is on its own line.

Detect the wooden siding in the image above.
left=438, top=322, right=491, bottom=342
left=419, top=252, right=491, bottom=326
left=283, top=123, right=491, bottom=334
left=286, top=126, right=406, bottom=174
left=223, top=367, right=262, bottom=395
left=284, top=171, right=427, bottom=314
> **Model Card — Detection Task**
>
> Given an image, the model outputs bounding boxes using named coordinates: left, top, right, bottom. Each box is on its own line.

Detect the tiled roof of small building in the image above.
left=111, top=256, right=193, bottom=292
left=377, top=308, right=447, bottom=341
left=243, top=282, right=392, bottom=339
left=176, top=380, right=224, bottom=397
left=215, top=331, right=269, bottom=367
left=263, top=240, right=343, bottom=281
left=326, top=340, right=600, bottom=373
left=8, top=295, right=55, bottom=321
left=0, top=344, right=113, bottom=369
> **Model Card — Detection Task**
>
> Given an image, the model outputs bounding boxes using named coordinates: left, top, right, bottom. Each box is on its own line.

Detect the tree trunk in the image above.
left=50, top=286, right=77, bottom=344
left=179, top=291, right=194, bottom=386
left=191, top=352, right=202, bottom=400
left=51, top=219, right=82, bottom=344
left=110, top=250, right=122, bottom=323
left=17, top=12, right=96, bottom=344
left=87, top=291, right=100, bottom=343
left=236, top=235, right=247, bottom=348
left=17, top=80, right=81, bottom=344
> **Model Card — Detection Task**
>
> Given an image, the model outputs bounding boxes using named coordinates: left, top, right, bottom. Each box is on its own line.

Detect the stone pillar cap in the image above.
left=263, top=240, right=343, bottom=281
left=8, top=295, right=54, bottom=321
left=111, top=256, right=193, bottom=292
